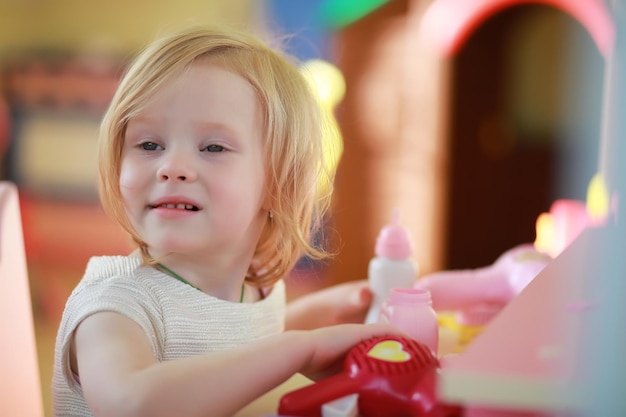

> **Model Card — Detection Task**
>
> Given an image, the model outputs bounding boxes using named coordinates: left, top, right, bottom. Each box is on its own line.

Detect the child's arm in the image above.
left=285, top=280, right=372, bottom=330
left=73, top=311, right=400, bottom=417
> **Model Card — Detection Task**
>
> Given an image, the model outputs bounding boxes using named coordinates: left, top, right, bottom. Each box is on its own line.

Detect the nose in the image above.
left=156, top=151, right=197, bottom=182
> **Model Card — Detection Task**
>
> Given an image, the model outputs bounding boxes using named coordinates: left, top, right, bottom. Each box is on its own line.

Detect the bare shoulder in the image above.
left=71, top=312, right=155, bottom=389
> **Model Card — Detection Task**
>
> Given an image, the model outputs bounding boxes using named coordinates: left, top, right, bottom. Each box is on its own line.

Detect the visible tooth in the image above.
left=156, top=203, right=196, bottom=210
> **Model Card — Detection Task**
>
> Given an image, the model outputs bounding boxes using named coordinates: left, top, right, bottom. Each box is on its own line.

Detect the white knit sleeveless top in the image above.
left=52, top=255, right=285, bottom=416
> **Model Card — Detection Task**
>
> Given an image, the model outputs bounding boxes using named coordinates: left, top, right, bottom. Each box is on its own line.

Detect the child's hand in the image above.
left=297, top=322, right=405, bottom=381
left=286, top=280, right=372, bottom=330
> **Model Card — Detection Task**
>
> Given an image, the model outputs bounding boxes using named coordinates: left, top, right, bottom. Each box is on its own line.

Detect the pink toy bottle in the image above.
left=380, top=288, right=439, bottom=354
left=365, top=208, right=418, bottom=324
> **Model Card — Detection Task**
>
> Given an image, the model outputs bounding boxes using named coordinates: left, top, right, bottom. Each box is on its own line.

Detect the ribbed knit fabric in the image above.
left=52, top=255, right=285, bottom=416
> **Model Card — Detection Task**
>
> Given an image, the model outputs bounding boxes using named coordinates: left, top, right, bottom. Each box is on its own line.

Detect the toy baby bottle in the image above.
left=365, top=208, right=418, bottom=324
left=380, top=287, right=439, bottom=354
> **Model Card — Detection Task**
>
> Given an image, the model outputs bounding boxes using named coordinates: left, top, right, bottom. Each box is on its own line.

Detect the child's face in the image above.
left=119, top=61, right=268, bottom=260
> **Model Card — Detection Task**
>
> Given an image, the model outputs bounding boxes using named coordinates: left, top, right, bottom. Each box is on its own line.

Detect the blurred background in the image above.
left=0, top=0, right=621, bottom=415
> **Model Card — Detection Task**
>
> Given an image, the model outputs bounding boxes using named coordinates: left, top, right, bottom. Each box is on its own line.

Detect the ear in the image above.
left=260, top=193, right=272, bottom=214
left=260, top=180, right=274, bottom=212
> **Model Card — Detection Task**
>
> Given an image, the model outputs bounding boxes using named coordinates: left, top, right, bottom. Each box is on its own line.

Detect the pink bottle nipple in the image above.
left=375, top=208, right=414, bottom=259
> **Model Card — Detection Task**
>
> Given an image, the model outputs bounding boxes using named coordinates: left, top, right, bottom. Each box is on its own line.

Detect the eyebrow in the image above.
left=129, top=116, right=236, bottom=131
left=128, top=114, right=159, bottom=123
left=194, top=120, right=245, bottom=137
left=126, top=116, right=160, bottom=129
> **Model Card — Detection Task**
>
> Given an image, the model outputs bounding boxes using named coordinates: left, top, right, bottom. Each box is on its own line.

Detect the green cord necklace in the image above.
left=156, top=262, right=245, bottom=303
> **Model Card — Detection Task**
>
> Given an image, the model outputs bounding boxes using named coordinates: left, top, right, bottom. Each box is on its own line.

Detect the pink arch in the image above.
left=419, top=0, right=615, bottom=57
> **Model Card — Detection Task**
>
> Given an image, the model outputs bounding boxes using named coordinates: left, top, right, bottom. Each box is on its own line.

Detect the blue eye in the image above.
left=140, top=142, right=162, bottom=151
left=204, top=144, right=225, bottom=152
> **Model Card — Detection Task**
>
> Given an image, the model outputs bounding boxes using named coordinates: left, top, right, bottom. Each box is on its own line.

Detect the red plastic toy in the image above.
left=278, top=336, right=462, bottom=417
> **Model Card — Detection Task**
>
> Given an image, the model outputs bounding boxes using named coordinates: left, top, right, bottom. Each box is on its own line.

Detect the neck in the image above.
left=148, top=251, right=249, bottom=302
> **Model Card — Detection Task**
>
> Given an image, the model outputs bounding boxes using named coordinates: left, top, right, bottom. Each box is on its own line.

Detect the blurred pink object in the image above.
left=415, top=244, right=551, bottom=312
left=380, top=288, right=439, bottom=354
left=419, top=0, right=614, bottom=58
left=365, top=209, right=418, bottom=324
left=416, top=199, right=589, bottom=314
left=0, top=182, right=45, bottom=417
left=534, top=199, right=589, bottom=258
left=375, top=208, right=414, bottom=259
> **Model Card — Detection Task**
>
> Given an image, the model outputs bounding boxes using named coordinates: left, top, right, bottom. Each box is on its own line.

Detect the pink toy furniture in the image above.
left=0, top=181, right=45, bottom=417
left=414, top=198, right=592, bottom=352
left=415, top=243, right=551, bottom=313
left=437, top=227, right=600, bottom=415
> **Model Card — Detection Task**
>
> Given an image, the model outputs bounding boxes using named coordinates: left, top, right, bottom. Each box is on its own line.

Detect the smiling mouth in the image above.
left=151, top=203, right=200, bottom=211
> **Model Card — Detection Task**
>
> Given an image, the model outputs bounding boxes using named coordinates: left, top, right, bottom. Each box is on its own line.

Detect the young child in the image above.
left=52, top=26, right=401, bottom=416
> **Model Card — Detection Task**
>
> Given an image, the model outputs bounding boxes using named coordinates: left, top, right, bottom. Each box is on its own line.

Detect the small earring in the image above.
left=268, top=210, right=273, bottom=220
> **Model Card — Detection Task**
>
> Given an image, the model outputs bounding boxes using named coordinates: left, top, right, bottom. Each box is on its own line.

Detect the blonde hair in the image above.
left=98, top=26, right=335, bottom=287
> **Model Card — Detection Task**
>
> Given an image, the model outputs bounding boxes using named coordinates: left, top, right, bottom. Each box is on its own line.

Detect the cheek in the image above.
left=119, top=160, right=147, bottom=209
left=244, top=163, right=268, bottom=210
left=120, top=160, right=146, bottom=194
left=217, top=171, right=265, bottom=220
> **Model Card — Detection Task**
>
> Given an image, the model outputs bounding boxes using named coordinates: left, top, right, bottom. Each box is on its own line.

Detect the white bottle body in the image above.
left=365, top=257, right=418, bottom=324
